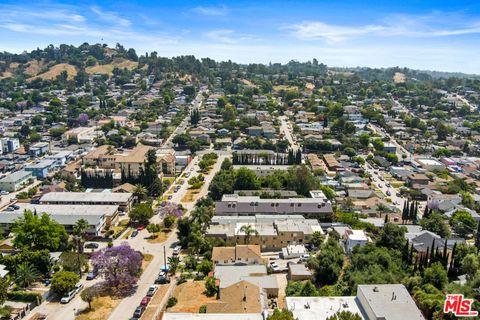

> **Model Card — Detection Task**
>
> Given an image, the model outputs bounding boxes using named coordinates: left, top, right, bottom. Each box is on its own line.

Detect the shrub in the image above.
left=163, top=216, right=175, bottom=229
left=167, top=297, right=177, bottom=308
left=199, top=305, right=207, bottom=313
left=7, top=290, right=42, bottom=302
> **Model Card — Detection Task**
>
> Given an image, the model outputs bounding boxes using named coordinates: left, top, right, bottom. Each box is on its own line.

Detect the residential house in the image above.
left=212, top=245, right=265, bottom=266
left=0, top=170, right=32, bottom=192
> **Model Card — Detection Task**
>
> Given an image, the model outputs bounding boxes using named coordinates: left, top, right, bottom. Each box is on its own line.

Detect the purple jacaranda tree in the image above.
left=157, top=202, right=184, bottom=218
left=91, top=243, right=143, bottom=294
left=78, top=113, right=89, bottom=124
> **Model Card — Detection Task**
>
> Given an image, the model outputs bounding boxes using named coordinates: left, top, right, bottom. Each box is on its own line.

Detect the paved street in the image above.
left=279, top=115, right=299, bottom=151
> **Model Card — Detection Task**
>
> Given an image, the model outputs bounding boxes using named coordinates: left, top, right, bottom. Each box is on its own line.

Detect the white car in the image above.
left=74, top=282, right=84, bottom=294
left=270, top=262, right=280, bottom=272
left=299, top=254, right=310, bottom=262
left=172, top=246, right=181, bottom=256
left=60, top=290, right=76, bottom=303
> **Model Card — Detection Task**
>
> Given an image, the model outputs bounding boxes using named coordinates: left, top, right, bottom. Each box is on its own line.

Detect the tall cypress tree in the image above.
left=402, top=201, right=409, bottom=224
left=409, top=201, right=415, bottom=222
left=475, top=222, right=480, bottom=251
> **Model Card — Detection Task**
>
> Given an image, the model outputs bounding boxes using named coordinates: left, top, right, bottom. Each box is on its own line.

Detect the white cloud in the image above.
left=204, top=29, right=237, bottom=43
left=91, top=6, right=131, bottom=27
left=286, top=14, right=480, bottom=42
left=192, top=6, right=228, bottom=16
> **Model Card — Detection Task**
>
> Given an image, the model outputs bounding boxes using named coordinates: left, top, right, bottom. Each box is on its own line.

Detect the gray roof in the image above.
left=40, top=191, right=132, bottom=203
left=358, top=284, right=425, bottom=320
left=0, top=170, right=31, bottom=183
left=163, top=314, right=263, bottom=320
left=214, top=265, right=267, bottom=289
left=25, top=160, right=56, bottom=169
left=288, top=263, right=313, bottom=276
left=0, top=204, right=117, bottom=226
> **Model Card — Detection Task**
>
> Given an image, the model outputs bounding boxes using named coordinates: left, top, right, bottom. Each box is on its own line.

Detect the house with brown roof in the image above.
left=212, top=245, right=265, bottom=266
left=112, top=182, right=136, bottom=193
left=205, top=280, right=263, bottom=314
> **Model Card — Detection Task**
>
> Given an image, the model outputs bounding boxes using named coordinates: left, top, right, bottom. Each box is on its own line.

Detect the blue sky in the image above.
left=1, top=0, right=480, bottom=73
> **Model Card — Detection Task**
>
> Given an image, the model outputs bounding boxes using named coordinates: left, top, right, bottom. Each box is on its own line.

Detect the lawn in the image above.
left=122, top=228, right=133, bottom=240
left=76, top=296, right=121, bottom=320
left=141, top=253, right=153, bottom=272
left=146, top=231, right=171, bottom=244
left=168, top=280, right=216, bottom=313
left=182, top=189, right=200, bottom=203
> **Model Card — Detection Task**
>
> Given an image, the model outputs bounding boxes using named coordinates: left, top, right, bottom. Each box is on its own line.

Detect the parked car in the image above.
left=167, top=195, right=173, bottom=200
left=155, top=276, right=170, bottom=284
left=386, top=190, right=392, bottom=196
left=86, top=272, right=97, bottom=280
left=131, top=230, right=139, bottom=238
left=137, top=225, right=145, bottom=231
left=299, top=254, right=310, bottom=262
left=60, top=290, right=76, bottom=303
left=74, top=283, right=84, bottom=294
left=146, top=285, right=157, bottom=297
left=85, top=242, right=99, bottom=249
left=140, top=296, right=151, bottom=307
left=133, top=306, right=145, bottom=318
left=172, top=246, right=181, bottom=256
left=0, top=191, right=9, bottom=195
left=270, top=262, right=280, bottom=272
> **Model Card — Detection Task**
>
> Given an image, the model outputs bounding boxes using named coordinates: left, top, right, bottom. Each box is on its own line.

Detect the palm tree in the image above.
left=240, top=225, right=259, bottom=245
left=73, top=219, right=89, bottom=276
left=15, top=262, right=40, bottom=289
left=133, top=184, right=147, bottom=202
left=168, top=256, right=181, bottom=275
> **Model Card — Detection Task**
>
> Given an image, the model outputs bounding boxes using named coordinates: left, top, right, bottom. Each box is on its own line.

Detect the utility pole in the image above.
left=163, top=245, right=167, bottom=272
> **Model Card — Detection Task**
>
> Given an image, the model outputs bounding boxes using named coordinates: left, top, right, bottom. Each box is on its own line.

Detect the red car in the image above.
left=137, top=225, right=145, bottom=231
left=140, top=296, right=151, bottom=307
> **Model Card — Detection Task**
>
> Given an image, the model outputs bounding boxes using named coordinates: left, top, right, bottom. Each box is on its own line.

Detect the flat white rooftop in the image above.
left=286, top=296, right=366, bottom=320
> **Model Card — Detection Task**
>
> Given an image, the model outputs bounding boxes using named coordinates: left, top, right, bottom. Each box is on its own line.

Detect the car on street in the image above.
left=155, top=276, right=170, bottom=284
left=172, top=246, right=181, bottom=255
left=386, top=190, right=392, bottom=196
left=0, top=191, right=9, bottom=195
left=86, top=272, right=97, bottom=280
left=140, top=296, right=151, bottom=307
left=133, top=306, right=145, bottom=318
left=137, top=225, right=145, bottom=231
left=299, top=254, right=310, bottom=262
left=146, top=285, right=157, bottom=297
left=131, top=230, right=139, bottom=238
left=85, top=242, right=99, bottom=249
left=167, top=195, right=173, bottom=200
left=74, top=282, right=84, bottom=294
left=60, top=290, right=76, bottom=303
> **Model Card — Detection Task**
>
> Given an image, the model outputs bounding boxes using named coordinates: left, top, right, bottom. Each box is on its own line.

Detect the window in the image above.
left=271, top=203, right=274, bottom=207
left=290, top=203, right=294, bottom=207
left=298, top=203, right=302, bottom=207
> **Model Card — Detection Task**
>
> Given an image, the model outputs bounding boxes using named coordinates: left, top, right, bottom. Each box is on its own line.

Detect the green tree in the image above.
left=308, top=238, right=344, bottom=285
left=15, top=262, right=40, bottom=288
left=12, top=211, right=68, bottom=251
left=239, top=225, right=259, bottom=244
left=133, top=184, right=148, bottom=202
left=0, top=277, right=9, bottom=305
left=419, top=213, right=451, bottom=238
left=204, top=277, right=218, bottom=297
left=327, top=311, right=362, bottom=320
left=168, top=256, right=180, bottom=275
left=234, top=168, right=260, bottom=190
left=376, top=224, right=407, bottom=250
left=450, top=210, right=476, bottom=238
left=310, top=231, right=325, bottom=248
left=423, top=262, right=448, bottom=290
left=460, top=253, right=479, bottom=280
left=129, top=203, right=154, bottom=224
left=163, top=216, right=175, bottom=229
left=51, top=271, right=80, bottom=296
left=197, top=259, right=214, bottom=275
left=81, top=286, right=99, bottom=311
left=267, top=309, right=294, bottom=320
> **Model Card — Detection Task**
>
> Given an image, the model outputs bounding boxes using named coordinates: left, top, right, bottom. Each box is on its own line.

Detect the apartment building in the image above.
left=206, top=215, right=323, bottom=251
left=215, top=194, right=333, bottom=219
